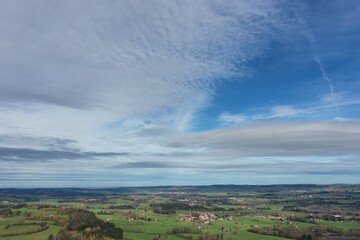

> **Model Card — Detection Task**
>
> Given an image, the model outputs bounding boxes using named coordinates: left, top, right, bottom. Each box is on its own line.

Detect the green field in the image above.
left=0, top=185, right=359, bottom=239
left=0, top=216, right=61, bottom=240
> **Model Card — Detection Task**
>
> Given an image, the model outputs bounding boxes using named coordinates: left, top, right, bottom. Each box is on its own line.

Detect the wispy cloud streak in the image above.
left=295, top=11, right=341, bottom=117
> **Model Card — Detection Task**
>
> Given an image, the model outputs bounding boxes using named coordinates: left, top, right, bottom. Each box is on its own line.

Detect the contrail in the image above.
left=295, top=12, right=341, bottom=117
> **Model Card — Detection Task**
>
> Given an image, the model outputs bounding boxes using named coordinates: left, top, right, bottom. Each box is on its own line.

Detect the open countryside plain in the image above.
left=0, top=185, right=359, bottom=240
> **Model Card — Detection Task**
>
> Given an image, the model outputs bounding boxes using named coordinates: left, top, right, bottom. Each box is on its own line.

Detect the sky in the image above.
left=0, top=0, right=359, bottom=187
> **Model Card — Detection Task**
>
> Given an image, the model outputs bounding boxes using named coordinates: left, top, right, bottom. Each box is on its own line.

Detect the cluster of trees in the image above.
left=289, top=214, right=360, bottom=223
left=0, top=203, right=27, bottom=209
left=289, top=215, right=316, bottom=223
left=0, top=203, right=26, bottom=209
left=151, top=202, right=208, bottom=215
left=282, top=202, right=359, bottom=217
left=197, top=233, right=225, bottom=240
left=0, top=208, right=14, bottom=217
left=55, top=209, right=123, bottom=240
left=115, top=210, right=152, bottom=221
left=153, top=207, right=176, bottom=215
left=167, top=226, right=202, bottom=234
left=107, top=205, right=135, bottom=209
left=34, top=204, right=57, bottom=211
left=248, top=224, right=360, bottom=240
left=55, top=230, right=85, bottom=240
left=151, top=202, right=209, bottom=211
left=5, top=222, right=47, bottom=228
left=26, top=214, right=68, bottom=226
left=0, top=208, right=22, bottom=217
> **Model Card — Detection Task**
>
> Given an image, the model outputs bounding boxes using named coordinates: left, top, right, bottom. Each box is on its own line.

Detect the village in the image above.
left=178, top=212, right=235, bottom=224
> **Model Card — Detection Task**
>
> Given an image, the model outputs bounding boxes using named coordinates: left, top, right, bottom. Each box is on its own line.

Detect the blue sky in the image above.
left=0, top=0, right=359, bottom=187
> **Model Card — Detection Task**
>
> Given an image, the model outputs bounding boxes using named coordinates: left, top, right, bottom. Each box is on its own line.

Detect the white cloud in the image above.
left=250, top=105, right=308, bottom=120
left=0, top=0, right=282, bottom=116
left=269, top=105, right=303, bottom=118
left=218, top=112, right=248, bottom=125
left=169, top=121, right=360, bottom=157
